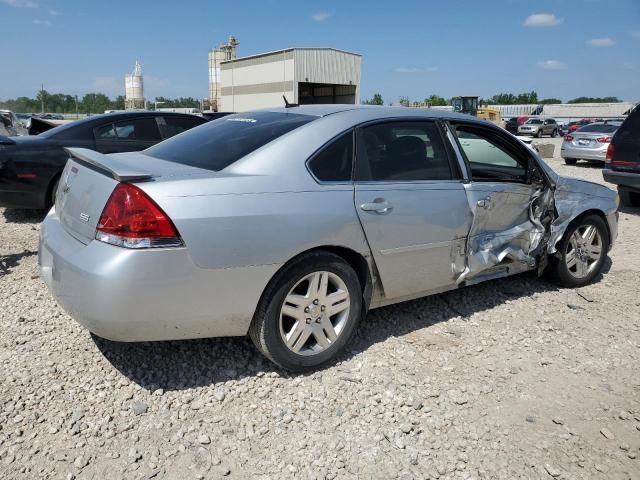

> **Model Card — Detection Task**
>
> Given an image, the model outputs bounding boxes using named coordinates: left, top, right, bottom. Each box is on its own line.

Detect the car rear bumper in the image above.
left=603, top=168, right=640, bottom=191
left=560, top=144, right=607, bottom=162
left=38, top=209, right=281, bottom=342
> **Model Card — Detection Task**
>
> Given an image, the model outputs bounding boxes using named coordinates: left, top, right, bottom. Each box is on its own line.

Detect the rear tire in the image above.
left=549, top=214, right=609, bottom=288
left=564, top=158, right=577, bottom=165
left=249, top=251, right=363, bottom=372
left=552, top=129, right=558, bottom=138
left=618, top=186, right=640, bottom=207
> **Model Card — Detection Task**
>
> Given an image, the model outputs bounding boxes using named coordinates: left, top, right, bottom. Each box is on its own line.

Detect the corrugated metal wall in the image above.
left=294, top=49, right=361, bottom=103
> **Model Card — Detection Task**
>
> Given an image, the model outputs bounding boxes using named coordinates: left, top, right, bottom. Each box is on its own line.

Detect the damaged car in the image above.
left=39, top=106, right=618, bottom=371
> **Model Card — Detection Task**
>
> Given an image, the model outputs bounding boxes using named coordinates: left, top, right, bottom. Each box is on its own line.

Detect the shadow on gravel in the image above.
left=96, top=265, right=612, bottom=391
left=0, top=249, right=38, bottom=276
left=618, top=204, right=640, bottom=215
left=2, top=208, right=46, bottom=224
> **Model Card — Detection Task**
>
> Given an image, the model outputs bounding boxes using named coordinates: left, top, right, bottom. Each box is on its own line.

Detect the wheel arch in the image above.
left=552, top=208, right=611, bottom=254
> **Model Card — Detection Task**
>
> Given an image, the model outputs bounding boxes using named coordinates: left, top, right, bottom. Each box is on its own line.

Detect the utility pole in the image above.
left=41, top=84, right=45, bottom=114
left=75, top=95, right=79, bottom=119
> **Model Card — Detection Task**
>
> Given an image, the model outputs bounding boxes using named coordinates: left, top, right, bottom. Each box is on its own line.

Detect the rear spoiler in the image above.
left=65, top=147, right=154, bottom=182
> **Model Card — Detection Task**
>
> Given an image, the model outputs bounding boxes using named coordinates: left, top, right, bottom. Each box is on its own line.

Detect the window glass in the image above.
left=577, top=124, right=618, bottom=133
left=112, top=118, right=161, bottom=141
left=144, top=112, right=315, bottom=171
left=95, top=123, right=116, bottom=139
left=356, top=122, right=453, bottom=181
left=614, top=109, right=640, bottom=140
left=159, top=116, right=204, bottom=139
left=308, top=131, right=353, bottom=182
left=526, top=119, right=543, bottom=125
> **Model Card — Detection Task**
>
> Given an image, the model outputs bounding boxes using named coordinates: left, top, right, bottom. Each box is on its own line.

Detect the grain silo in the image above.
left=208, top=36, right=239, bottom=111
left=124, top=61, right=145, bottom=110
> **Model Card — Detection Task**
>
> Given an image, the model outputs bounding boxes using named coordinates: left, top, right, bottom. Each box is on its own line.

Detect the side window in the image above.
left=95, top=123, right=116, bottom=139
left=356, top=121, right=454, bottom=181
left=112, top=118, right=161, bottom=141
left=454, top=127, right=528, bottom=182
left=308, top=131, right=353, bottom=182
left=159, top=116, right=203, bottom=139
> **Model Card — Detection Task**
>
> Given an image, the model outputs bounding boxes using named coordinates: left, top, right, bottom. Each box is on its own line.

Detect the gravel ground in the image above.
left=1, top=138, right=639, bottom=480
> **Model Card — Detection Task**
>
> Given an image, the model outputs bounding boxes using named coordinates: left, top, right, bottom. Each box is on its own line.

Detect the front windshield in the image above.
left=526, top=119, right=543, bottom=125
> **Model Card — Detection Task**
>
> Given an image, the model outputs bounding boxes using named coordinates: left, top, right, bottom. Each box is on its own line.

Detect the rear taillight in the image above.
left=596, top=136, right=612, bottom=143
left=605, top=143, right=614, bottom=164
left=96, top=183, right=183, bottom=249
left=565, top=135, right=573, bottom=141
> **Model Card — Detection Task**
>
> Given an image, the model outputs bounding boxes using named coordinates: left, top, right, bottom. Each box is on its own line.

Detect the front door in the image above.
left=450, top=123, right=548, bottom=281
left=354, top=120, right=473, bottom=299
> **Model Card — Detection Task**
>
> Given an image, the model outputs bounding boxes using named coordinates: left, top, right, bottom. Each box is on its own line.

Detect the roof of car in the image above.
left=260, top=104, right=477, bottom=122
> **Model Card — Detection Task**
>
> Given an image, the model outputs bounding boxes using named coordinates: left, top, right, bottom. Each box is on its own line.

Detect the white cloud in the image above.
left=48, top=8, right=62, bottom=16
left=311, top=11, right=332, bottom=21
left=32, top=18, right=51, bottom=26
left=629, top=31, right=640, bottom=39
left=0, top=0, right=38, bottom=7
left=523, top=13, right=562, bottom=27
left=587, top=37, right=615, bottom=47
left=394, top=66, right=438, bottom=74
left=91, top=76, right=120, bottom=94
left=537, top=60, right=567, bottom=70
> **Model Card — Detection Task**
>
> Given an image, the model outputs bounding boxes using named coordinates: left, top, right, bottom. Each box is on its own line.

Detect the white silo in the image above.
left=208, top=36, right=238, bottom=111
left=125, top=61, right=145, bottom=110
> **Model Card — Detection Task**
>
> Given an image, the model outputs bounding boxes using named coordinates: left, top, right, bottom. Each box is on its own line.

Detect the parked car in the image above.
left=561, top=122, right=621, bottom=165
left=39, top=106, right=618, bottom=371
left=0, top=110, right=29, bottom=136
left=505, top=117, right=519, bottom=134
left=0, top=111, right=206, bottom=209
left=517, top=118, right=558, bottom=137
left=566, top=119, right=602, bottom=134
left=603, top=105, right=640, bottom=207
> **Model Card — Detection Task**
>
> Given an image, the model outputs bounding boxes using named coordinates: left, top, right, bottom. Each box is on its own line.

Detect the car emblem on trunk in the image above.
left=79, top=212, right=90, bottom=222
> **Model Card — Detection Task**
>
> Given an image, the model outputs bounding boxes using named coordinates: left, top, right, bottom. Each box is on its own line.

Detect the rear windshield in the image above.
left=144, top=111, right=315, bottom=171
left=577, top=124, right=618, bottom=133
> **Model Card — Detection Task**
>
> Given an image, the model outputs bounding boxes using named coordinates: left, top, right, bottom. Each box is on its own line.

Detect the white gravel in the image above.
left=1, top=138, right=639, bottom=479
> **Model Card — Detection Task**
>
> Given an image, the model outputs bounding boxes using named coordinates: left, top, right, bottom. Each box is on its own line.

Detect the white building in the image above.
left=220, top=48, right=362, bottom=112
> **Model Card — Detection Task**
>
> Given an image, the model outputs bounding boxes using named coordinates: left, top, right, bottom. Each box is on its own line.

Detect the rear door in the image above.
left=94, top=117, right=162, bottom=154
left=157, top=115, right=206, bottom=140
left=354, top=120, right=472, bottom=299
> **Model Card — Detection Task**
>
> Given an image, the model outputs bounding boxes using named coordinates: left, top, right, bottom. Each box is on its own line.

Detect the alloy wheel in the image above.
left=565, top=224, right=603, bottom=279
left=279, top=271, right=351, bottom=356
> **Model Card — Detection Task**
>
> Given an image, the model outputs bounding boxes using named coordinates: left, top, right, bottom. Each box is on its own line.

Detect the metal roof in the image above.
left=220, top=47, right=362, bottom=64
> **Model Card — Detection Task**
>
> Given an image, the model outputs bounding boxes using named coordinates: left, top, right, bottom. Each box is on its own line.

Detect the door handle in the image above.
left=360, top=199, right=393, bottom=214
left=477, top=197, right=492, bottom=209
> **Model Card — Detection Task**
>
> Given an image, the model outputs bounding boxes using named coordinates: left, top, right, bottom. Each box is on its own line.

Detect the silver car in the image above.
left=561, top=122, right=621, bottom=165
left=517, top=118, right=558, bottom=137
left=39, top=106, right=618, bottom=371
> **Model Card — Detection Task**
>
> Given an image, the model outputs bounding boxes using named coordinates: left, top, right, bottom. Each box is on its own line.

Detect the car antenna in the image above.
left=283, top=95, right=298, bottom=108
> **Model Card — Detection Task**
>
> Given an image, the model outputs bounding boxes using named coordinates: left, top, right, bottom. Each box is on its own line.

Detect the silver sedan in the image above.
left=561, top=122, right=621, bottom=165
left=39, top=106, right=618, bottom=371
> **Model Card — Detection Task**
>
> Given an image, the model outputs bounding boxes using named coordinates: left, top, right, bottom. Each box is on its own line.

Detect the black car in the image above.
left=603, top=105, right=640, bottom=207
left=0, top=111, right=206, bottom=209
left=505, top=117, right=519, bottom=135
left=200, top=111, right=234, bottom=121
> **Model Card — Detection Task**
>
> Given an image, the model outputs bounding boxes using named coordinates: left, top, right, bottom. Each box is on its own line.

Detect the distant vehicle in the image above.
left=0, top=110, right=28, bottom=136
left=201, top=111, right=234, bottom=121
left=561, top=122, right=620, bottom=165
left=0, top=111, right=207, bottom=209
left=603, top=106, right=640, bottom=207
left=518, top=118, right=558, bottom=137
left=505, top=117, right=519, bottom=134
left=566, top=119, right=604, bottom=134
left=38, top=105, right=617, bottom=371
left=36, top=113, right=65, bottom=120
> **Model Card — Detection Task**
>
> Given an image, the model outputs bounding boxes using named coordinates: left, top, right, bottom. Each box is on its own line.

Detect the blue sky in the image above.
left=1, top=0, right=639, bottom=103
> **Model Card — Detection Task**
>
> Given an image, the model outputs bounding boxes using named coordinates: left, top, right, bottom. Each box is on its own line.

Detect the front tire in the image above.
left=249, top=251, right=363, bottom=371
left=552, top=129, right=558, bottom=138
left=550, top=215, right=609, bottom=288
left=536, top=129, right=543, bottom=138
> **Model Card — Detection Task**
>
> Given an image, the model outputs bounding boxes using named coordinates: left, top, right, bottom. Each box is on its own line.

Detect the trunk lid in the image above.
left=569, top=132, right=603, bottom=149
left=55, top=148, right=153, bottom=244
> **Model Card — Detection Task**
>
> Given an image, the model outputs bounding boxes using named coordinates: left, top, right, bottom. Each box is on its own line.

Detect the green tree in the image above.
left=399, top=96, right=410, bottom=107
left=363, top=93, right=384, bottom=105
left=424, top=94, right=447, bottom=106
left=567, top=96, right=621, bottom=104
left=539, top=98, right=562, bottom=104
